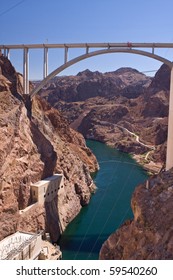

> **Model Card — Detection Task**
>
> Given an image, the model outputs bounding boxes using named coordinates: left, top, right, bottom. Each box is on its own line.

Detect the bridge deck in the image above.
left=1, top=42, right=173, bottom=49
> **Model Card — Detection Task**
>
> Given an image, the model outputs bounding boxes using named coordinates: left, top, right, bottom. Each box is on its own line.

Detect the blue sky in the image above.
left=1, top=0, right=173, bottom=79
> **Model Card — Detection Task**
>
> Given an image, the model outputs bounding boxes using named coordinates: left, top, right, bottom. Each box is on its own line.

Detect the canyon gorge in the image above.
left=1, top=53, right=173, bottom=259
left=37, top=63, right=173, bottom=259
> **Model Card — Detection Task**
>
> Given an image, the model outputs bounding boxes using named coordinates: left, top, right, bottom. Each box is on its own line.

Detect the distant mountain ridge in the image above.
left=38, top=67, right=152, bottom=102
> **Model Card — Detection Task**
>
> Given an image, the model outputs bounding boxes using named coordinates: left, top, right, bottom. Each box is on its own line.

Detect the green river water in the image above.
left=59, top=140, right=148, bottom=260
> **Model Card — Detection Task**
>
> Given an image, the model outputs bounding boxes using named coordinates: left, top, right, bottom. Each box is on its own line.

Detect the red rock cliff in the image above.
left=0, top=55, right=98, bottom=242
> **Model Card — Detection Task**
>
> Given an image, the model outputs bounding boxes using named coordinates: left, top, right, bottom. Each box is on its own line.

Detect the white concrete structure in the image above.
left=0, top=231, right=42, bottom=260
left=0, top=175, right=64, bottom=260
left=31, top=173, right=64, bottom=204
left=0, top=231, right=62, bottom=260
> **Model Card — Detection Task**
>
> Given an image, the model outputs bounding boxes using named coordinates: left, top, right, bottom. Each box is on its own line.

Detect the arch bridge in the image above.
left=1, top=42, right=173, bottom=171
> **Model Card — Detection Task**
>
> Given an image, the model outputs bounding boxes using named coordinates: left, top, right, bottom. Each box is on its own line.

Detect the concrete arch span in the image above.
left=30, top=48, right=173, bottom=98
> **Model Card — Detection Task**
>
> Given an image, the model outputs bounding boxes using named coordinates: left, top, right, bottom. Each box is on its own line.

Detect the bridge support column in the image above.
left=4, top=48, right=7, bottom=57
left=23, top=48, right=29, bottom=95
left=43, top=47, right=48, bottom=78
left=86, top=46, right=89, bottom=54
left=7, top=49, right=10, bottom=60
left=64, top=47, right=68, bottom=64
left=4, top=48, right=10, bottom=59
left=166, top=67, right=173, bottom=170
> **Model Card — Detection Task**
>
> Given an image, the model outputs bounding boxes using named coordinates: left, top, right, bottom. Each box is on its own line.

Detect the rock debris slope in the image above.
left=0, top=55, right=98, bottom=242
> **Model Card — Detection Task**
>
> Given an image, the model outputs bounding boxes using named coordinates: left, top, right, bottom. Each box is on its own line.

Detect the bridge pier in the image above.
left=64, top=46, right=68, bottom=63
left=4, top=48, right=10, bottom=59
left=2, top=48, right=10, bottom=59
left=23, top=48, right=29, bottom=94
left=166, top=67, right=173, bottom=170
left=43, top=47, right=48, bottom=78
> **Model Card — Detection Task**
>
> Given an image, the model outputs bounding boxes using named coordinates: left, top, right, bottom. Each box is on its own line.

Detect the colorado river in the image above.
left=59, top=140, right=148, bottom=259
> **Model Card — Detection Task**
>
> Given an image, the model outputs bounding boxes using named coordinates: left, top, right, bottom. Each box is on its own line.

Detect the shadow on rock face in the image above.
left=30, top=121, right=57, bottom=179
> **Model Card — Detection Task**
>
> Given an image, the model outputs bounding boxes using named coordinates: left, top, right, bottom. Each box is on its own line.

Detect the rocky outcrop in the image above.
left=99, top=168, right=173, bottom=260
left=142, top=90, right=169, bottom=118
left=148, top=63, right=170, bottom=93
left=0, top=55, right=98, bottom=242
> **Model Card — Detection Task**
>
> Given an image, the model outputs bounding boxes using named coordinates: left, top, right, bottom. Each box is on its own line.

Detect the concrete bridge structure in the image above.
left=1, top=42, right=173, bottom=171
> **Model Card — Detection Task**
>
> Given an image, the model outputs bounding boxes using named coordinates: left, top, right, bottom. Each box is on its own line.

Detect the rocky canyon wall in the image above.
left=0, top=55, right=98, bottom=242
